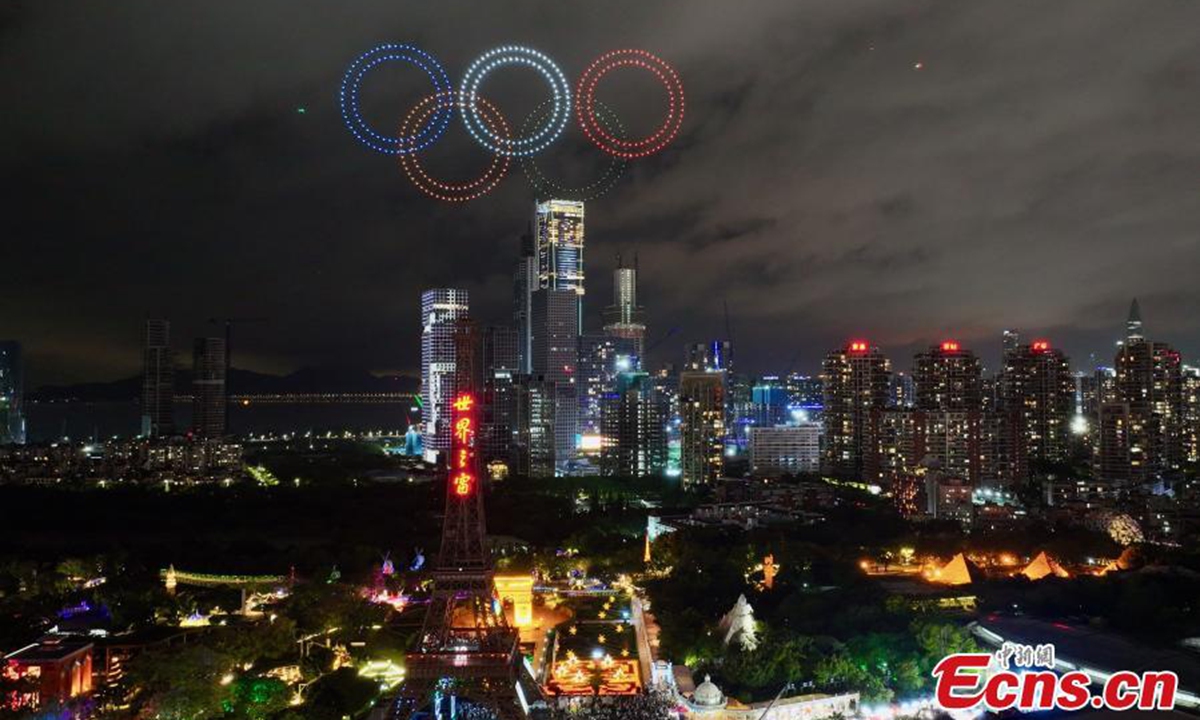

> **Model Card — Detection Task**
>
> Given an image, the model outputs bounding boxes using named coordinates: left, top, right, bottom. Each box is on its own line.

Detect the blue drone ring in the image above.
left=458, top=46, right=571, bottom=158
left=339, top=44, right=454, bottom=155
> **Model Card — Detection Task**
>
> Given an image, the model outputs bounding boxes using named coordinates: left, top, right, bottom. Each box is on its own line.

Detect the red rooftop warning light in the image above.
left=1031, top=340, right=1050, bottom=352
left=848, top=341, right=869, bottom=353
left=941, top=341, right=960, bottom=352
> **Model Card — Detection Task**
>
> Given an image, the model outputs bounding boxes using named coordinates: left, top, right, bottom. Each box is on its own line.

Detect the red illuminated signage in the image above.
left=941, top=341, right=960, bottom=352
left=451, top=393, right=476, bottom=498
left=1031, top=340, right=1050, bottom=352
left=848, top=341, right=869, bottom=353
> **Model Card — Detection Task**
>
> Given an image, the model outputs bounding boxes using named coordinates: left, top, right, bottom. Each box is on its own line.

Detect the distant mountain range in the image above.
left=31, top=365, right=419, bottom=402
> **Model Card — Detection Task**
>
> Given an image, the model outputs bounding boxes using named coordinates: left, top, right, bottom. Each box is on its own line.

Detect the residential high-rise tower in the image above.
left=421, top=288, right=470, bottom=461
left=822, top=340, right=891, bottom=479
left=191, top=337, right=227, bottom=439
left=141, top=319, right=175, bottom=437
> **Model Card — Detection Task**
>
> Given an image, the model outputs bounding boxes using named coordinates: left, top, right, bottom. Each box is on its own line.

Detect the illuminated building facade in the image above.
left=191, top=337, right=227, bottom=439
left=513, top=226, right=537, bottom=374
left=514, top=374, right=557, bottom=478
left=914, top=341, right=982, bottom=411
left=868, top=408, right=1024, bottom=490
left=889, top=372, right=915, bottom=409
left=1109, top=299, right=1184, bottom=483
left=1001, top=340, right=1074, bottom=462
left=822, top=341, right=890, bottom=480
left=1094, top=402, right=1133, bottom=485
left=600, top=370, right=668, bottom=477
left=602, top=256, right=647, bottom=358
left=1184, top=365, right=1200, bottom=464
left=420, top=288, right=470, bottom=460
left=748, top=423, right=820, bottom=477
left=140, top=319, right=174, bottom=438
left=679, top=371, right=725, bottom=486
left=0, top=340, right=25, bottom=445
left=751, top=377, right=789, bottom=427
left=535, top=199, right=585, bottom=331
left=531, top=288, right=579, bottom=470
left=480, top=326, right=519, bottom=468
left=1079, top=366, right=1117, bottom=421
left=4, top=636, right=93, bottom=710
left=579, top=332, right=639, bottom=440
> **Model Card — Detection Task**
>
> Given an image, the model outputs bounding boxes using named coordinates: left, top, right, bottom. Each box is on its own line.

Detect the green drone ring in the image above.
left=520, top=98, right=628, bottom=201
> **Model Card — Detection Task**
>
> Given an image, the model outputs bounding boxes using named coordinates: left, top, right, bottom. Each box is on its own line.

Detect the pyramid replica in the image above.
left=1021, top=551, right=1070, bottom=580
left=929, top=553, right=975, bottom=585
left=718, top=594, right=759, bottom=651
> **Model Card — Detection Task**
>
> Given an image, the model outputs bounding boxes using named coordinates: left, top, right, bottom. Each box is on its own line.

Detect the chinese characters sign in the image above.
left=451, top=393, right=476, bottom=498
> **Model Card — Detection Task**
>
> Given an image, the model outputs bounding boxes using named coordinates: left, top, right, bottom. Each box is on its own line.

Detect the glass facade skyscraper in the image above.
left=602, top=256, right=646, bottom=359
left=420, top=288, right=470, bottom=460
left=191, top=337, right=227, bottom=439
left=534, top=199, right=585, bottom=332
left=141, top=319, right=175, bottom=437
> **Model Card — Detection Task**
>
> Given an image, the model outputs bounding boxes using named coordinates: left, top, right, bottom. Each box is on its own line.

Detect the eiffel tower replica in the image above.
left=401, top=321, right=526, bottom=720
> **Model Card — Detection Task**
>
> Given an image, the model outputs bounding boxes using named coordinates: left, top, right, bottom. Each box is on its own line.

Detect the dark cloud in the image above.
left=2, top=0, right=1199, bottom=385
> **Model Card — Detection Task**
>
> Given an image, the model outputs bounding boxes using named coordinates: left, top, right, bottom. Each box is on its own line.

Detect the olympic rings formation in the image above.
left=576, top=49, right=685, bottom=159
left=398, top=92, right=512, bottom=203
left=339, top=44, right=454, bottom=156
left=341, top=44, right=684, bottom=200
left=458, top=46, right=572, bottom=158
left=520, top=98, right=628, bottom=202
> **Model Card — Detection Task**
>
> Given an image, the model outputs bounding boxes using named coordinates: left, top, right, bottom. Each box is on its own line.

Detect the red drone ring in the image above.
left=576, top=49, right=684, bottom=159
left=398, top=92, right=511, bottom=202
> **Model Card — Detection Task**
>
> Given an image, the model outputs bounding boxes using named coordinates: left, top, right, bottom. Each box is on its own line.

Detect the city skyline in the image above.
left=4, top=0, right=1200, bottom=386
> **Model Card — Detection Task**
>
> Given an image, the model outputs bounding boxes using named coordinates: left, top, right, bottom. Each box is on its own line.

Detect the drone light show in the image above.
left=398, top=92, right=512, bottom=203
left=339, top=44, right=453, bottom=156
left=576, top=49, right=685, bottom=160
left=458, top=45, right=572, bottom=158
left=520, top=99, right=628, bottom=202
left=339, top=43, right=685, bottom=202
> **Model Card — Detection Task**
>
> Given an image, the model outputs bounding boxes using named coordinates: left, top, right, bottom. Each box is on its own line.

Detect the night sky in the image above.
left=4, top=0, right=1200, bottom=387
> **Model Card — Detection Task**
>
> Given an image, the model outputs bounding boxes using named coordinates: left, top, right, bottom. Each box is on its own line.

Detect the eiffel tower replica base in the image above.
left=394, top=360, right=539, bottom=720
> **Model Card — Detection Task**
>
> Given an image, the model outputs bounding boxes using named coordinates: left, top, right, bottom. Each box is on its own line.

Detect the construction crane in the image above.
left=207, top=317, right=267, bottom=427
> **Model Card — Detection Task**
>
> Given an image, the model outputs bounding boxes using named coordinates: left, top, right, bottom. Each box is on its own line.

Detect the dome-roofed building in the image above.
left=687, top=674, right=728, bottom=714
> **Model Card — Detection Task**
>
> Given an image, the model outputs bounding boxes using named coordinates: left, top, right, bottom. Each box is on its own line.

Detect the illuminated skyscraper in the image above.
left=914, top=341, right=982, bottom=411
left=1126, top=298, right=1143, bottom=341
left=535, top=199, right=585, bottom=331
left=822, top=340, right=890, bottom=479
left=420, top=288, right=470, bottom=460
left=514, top=374, right=557, bottom=478
left=679, top=371, right=725, bottom=486
left=1109, top=300, right=1183, bottom=482
left=751, top=376, right=789, bottom=427
left=1002, top=340, right=1074, bottom=462
left=191, top=337, right=227, bottom=439
left=578, top=332, right=638, bottom=440
left=601, top=370, right=667, bottom=478
left=0, top=341, right=25, bottom=445
left=530, top=288, right=579, bottom=470
left=141, top=319, right=175, bottom=437
left=479, top=326, right=519, bottom=468
left=513, top=225, right=537, bottom=374
left=785, top=373, right=824, bottom=423
left=1182, top=365, right=1200, bottom=464
left=602, top=255, right=646, bottom=358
